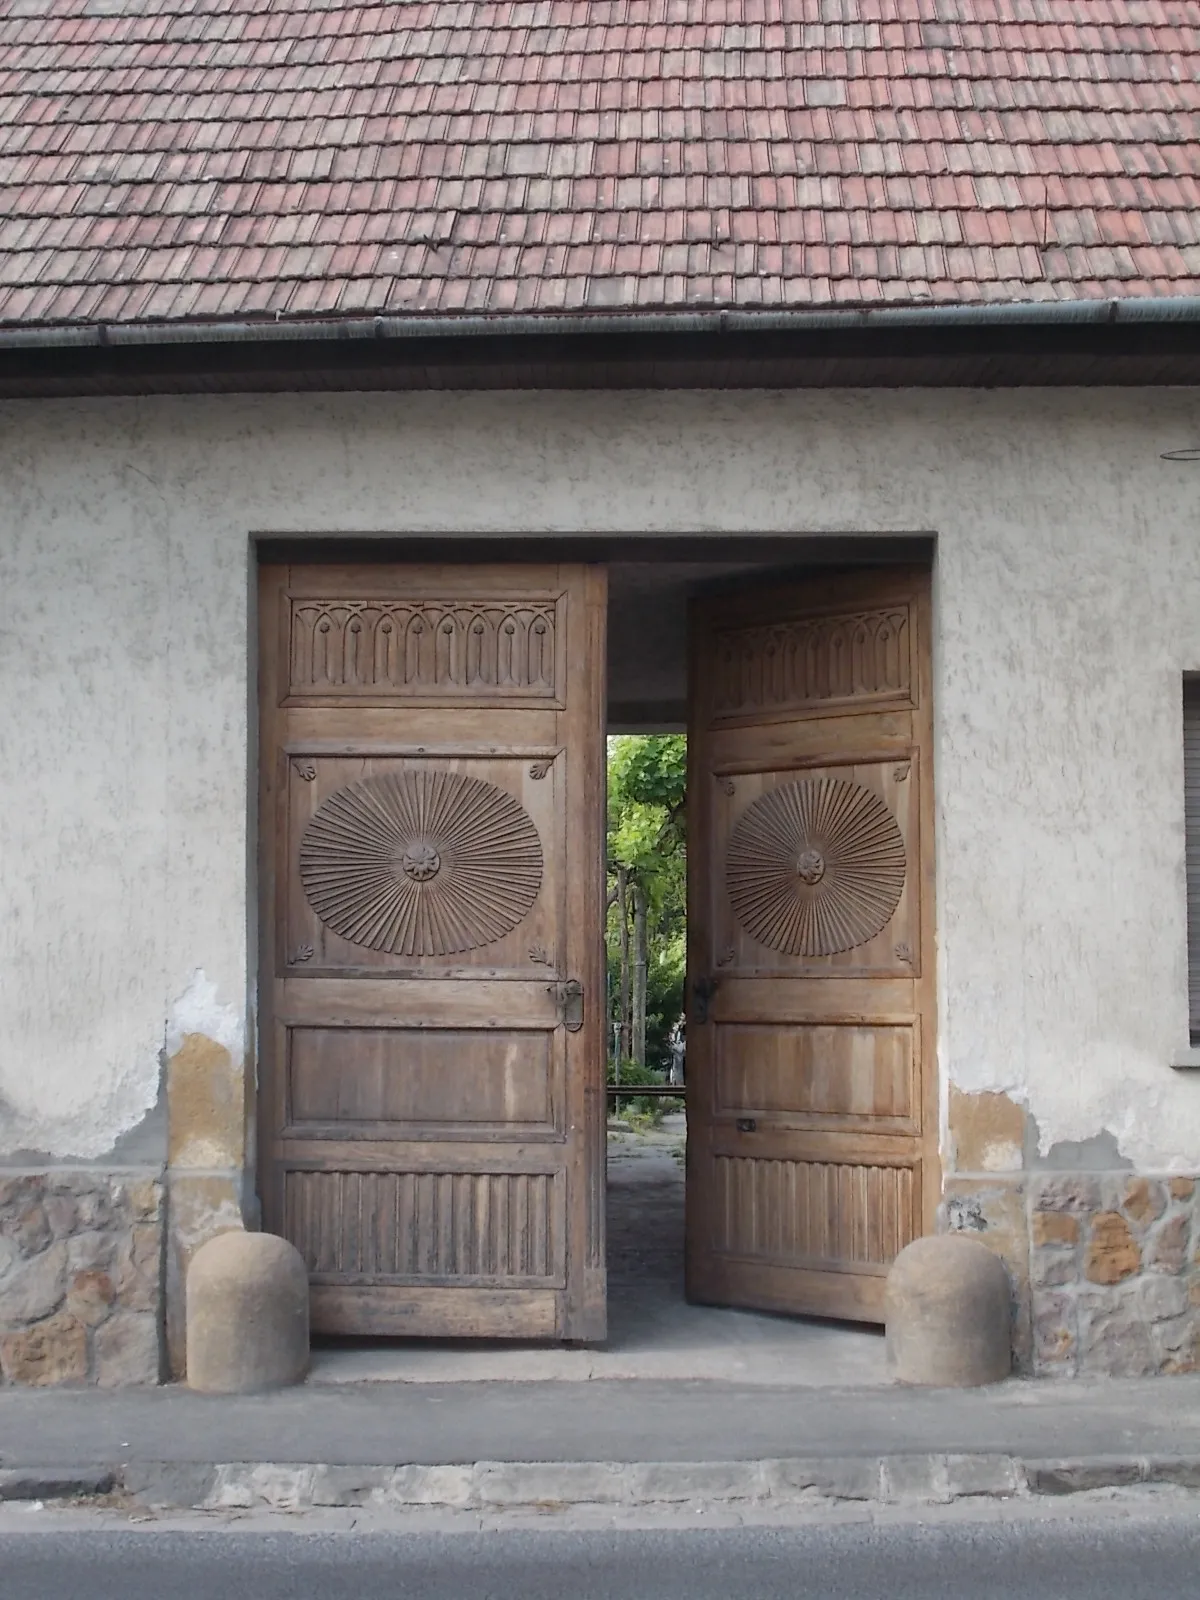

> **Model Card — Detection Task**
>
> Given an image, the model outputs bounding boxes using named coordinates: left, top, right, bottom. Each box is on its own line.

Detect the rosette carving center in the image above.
left=400, top=841, right=442, bottom=882
left=795, top=848, right=826, bottom=885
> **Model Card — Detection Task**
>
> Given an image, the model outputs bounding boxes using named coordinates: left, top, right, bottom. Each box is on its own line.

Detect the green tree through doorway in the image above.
left=606, top=735, right=686, bottom=1111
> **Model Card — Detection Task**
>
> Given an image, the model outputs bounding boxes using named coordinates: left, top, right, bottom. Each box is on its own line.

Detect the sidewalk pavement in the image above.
left=2, top=1376, right=1200, bottom=1513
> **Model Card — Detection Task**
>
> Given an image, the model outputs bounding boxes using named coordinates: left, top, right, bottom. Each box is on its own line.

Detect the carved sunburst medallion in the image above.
left=299, top=769, right=543, bottom=957
left=726, top=777, right=906, bottom=957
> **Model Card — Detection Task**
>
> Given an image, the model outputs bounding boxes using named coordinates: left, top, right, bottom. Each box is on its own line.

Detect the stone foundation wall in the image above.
left=944, top=1172, right=1200, bottom=1379
left=1028, top=1174, right=1200, bottom=1378
left=0, top=1173, right=164, bottom=1386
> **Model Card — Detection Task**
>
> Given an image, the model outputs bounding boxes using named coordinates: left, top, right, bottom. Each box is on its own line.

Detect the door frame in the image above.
left=251, top=542, right=939, bottom=1336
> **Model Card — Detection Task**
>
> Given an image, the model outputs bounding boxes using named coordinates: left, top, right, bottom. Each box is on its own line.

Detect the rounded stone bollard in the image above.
left=885, top=1233, right=1011, bottom=1387
left=186, top=1229, right=309, bottom=1394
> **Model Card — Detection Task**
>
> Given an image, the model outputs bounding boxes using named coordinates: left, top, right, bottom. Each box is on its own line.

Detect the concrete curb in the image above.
left=0, top=1453, right=1178, bottom=1512
left=0, top=1468, right=115, bottom=1502
left=6, top=1454, right=1200, bottom=1511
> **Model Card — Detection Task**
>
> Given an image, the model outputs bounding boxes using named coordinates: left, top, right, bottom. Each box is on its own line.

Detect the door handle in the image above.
left=736, top=1117, right=758, bottom=1134
left=550, top=978, right=585, bottom=1033
left=693, top=975, right=719, bottom=1025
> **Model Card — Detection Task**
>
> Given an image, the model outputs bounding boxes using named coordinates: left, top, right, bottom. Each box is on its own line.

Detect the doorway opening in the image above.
left=597, top=561, right=889, bottom=1388
left=259, top=543, right=932, bottom=1386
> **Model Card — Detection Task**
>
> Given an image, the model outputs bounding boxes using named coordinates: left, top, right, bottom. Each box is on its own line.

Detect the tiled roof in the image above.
left=2, top=0, right=1200, bottom=328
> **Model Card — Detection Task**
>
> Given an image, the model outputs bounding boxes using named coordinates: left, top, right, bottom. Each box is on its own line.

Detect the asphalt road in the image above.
left=5, top=1510, right=1200, bottom=1600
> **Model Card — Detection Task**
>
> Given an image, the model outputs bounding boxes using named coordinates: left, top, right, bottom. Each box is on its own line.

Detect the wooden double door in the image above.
left=259, top=561, right=936, bottom=1339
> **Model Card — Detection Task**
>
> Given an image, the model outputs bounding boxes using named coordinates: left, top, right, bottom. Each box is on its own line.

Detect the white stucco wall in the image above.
left=2, top=387, right=1199, bottom=1168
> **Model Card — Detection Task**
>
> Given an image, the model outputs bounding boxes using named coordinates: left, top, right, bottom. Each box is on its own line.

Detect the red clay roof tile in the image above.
left=2, top=0, right=1200, bottom=327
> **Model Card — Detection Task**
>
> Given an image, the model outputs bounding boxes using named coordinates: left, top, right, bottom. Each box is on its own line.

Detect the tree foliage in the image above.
left=606, top=735, right=687, bottom=1078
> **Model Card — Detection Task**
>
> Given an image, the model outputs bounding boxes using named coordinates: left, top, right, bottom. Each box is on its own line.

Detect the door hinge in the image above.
left=693, top=975, right=719, bottom=1025
left=550, top=978, right=585, bottom=1032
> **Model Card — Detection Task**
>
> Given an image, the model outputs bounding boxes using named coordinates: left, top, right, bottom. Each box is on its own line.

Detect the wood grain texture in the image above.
left=259, top=562, right=606, bottom=1340
left=686, top=567, right=938, bottom=1325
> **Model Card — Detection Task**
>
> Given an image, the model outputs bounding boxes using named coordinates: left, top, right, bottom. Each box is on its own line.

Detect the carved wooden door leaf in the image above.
left=686, top=570, right=937, bottom=1323
left=259, top=563, right=607, bottom=1341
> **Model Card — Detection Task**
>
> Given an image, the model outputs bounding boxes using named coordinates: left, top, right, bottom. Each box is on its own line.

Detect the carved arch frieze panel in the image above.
left=288, top=598, right=559, bottom=699
left=712, top=605, right=912, bottom=720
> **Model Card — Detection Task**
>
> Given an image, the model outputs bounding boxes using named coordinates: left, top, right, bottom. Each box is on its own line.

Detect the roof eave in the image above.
left=5, top=298, right=1200, bottom=397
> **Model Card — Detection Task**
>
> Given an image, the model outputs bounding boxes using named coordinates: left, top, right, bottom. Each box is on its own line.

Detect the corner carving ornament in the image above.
left=726, top=777, right=906, bottom=957
left=299, top=769, right=543, bottom=957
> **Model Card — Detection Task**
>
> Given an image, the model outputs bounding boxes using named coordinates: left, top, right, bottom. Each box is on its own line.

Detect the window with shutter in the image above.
left=1186, top=680, right=1200, bottom=1045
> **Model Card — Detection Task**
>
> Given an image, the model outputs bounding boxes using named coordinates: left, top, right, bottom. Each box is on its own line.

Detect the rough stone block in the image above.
left=1030, top=1176, right=1103, bottom=1215
left=1123, top=1178, right=1167, bottom=1226
left=11, top=1200, right=51, bottom=1258
left=1031, top=1249, right=1076, bottom=1289
left=0, top=1312, right=88, bottom=1385
left=2, top=1242, right=67, bottom=1325
left=1084, top=1212, right=1140, bottom=1285
left=886, top=1234, right=1012, bottom=1386
left=66, top=1230, right=119, bottom=1275
left=94, top=1310, right=161, bottom=1386
left=75, top=1186, right=118, bottom=1231
left=1032, top=1290, right=1076, bottom=1371
left=1169, top=1178, right=1196, bottom=1202
left=1032, top=1211, right=1079, bottom=1247
left=43, top=1194, right=78, bottom=1240
left=65, top=1269, right=115, bottom=1327
left=186, top=1229, right=308, bottom=1393
left=1146, top=1213, right=1190, bottom=1274
left=1076, top=1289, right=1156, bottom=1378
left=1138, top=1274, right=1188, bottom=1323
left=0, top=1171, right=165, bottom=1387
left=113, top=1225, right=161, bottom=1312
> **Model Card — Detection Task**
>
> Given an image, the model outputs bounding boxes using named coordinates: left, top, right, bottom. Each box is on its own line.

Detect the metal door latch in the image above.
left=550, top=978, right=585, bottom=1032
left=693, top=975, right=719, bottom=1024
left=736, top=1117, right=758, bottom=1134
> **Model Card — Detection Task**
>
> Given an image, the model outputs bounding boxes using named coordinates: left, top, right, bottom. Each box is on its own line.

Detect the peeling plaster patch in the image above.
left=166, top=971, right=244, bottom=1064
left=167, top=1035, right=243, bottom=1171
left=944, top=1194, right=988, bottom=1232
left=0, top=1026, right=163, bottom=1163
left=1026, top=1115, right=1133, bottom=1173
left=0, top=1082, right=166, bottom=1171
left=947, top=1087, right=1026, bottom=1173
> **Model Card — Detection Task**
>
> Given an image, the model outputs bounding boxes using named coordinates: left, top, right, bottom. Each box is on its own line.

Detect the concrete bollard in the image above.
left=186, top=1230, right=309, bottom=1393
left=885, top=1233, right=1011, bottom=1386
